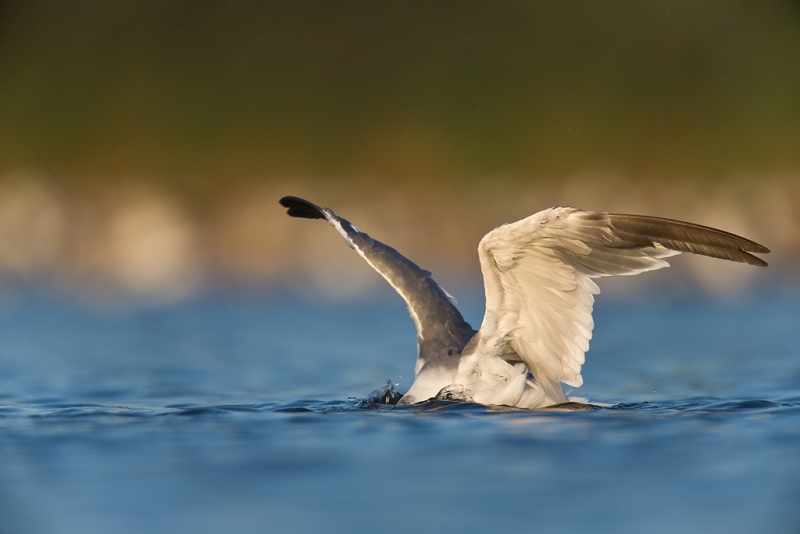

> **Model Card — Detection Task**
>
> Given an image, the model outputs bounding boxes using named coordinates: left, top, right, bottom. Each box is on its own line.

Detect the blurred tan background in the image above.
left=0, top=1, right=797, bottom=301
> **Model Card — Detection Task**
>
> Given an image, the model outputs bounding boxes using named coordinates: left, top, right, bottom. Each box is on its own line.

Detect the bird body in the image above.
left=280, top=196, right=769, bottom=408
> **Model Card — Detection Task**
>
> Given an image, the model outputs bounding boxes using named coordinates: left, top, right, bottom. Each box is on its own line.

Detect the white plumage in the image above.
left=280, top=197, right=769, bottom=409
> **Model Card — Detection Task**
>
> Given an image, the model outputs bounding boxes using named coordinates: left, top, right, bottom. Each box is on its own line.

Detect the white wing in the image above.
left=475, top=207, right=769, bottom=403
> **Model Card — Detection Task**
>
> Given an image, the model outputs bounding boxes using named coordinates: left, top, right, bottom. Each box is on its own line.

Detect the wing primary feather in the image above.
left=648, top=238, right=768, bottom=267
left=608, top=213, right=770, bottom=265
left=279, top=196, right=325, bottom=219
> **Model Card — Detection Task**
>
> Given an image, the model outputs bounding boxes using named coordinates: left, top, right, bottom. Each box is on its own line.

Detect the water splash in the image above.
left=349, top=379, right=403, bottom=406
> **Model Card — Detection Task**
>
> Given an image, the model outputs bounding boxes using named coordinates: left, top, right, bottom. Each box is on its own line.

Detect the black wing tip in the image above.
left=279, top=196, right=325, bottom=219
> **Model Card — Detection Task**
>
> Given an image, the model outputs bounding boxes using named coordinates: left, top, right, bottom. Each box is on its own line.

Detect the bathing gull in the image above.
left=279, top=196, right=769, bottom=408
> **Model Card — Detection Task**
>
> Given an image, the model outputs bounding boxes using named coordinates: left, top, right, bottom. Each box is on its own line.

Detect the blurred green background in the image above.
left=0, top=1, right=797, bottom=299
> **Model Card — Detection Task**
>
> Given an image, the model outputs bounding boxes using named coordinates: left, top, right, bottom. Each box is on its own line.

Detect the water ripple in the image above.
left=0, top=395, right=797, bottom=422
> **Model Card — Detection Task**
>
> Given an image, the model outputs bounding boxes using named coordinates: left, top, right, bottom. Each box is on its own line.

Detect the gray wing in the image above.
left=280, top=196, right=477, bottom=367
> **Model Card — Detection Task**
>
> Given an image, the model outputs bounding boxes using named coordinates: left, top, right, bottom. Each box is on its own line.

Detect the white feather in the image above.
left=284, top=196, right=767, bottom=409
left=456, top=207, right=683, bottom=407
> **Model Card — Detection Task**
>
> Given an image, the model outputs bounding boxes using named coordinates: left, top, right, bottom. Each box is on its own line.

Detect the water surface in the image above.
left=0, top=292, right=798, bottom=533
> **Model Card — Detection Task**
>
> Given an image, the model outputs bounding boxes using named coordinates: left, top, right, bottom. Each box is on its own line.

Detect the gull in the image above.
left=280, top=196, right=769, bottom=408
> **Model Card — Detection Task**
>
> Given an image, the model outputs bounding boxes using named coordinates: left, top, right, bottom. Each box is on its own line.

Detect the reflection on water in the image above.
left=0, top=293, right=798, bottom=534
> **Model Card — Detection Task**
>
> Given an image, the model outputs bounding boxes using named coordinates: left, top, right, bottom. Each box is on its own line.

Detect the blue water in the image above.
left=0, top=291, right=798, bottom=533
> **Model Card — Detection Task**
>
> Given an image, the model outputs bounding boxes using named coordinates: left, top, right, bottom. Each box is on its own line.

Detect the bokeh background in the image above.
left=2, top=5, right=800, bottom=534
left=1, top=0, right=798, bottom=303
